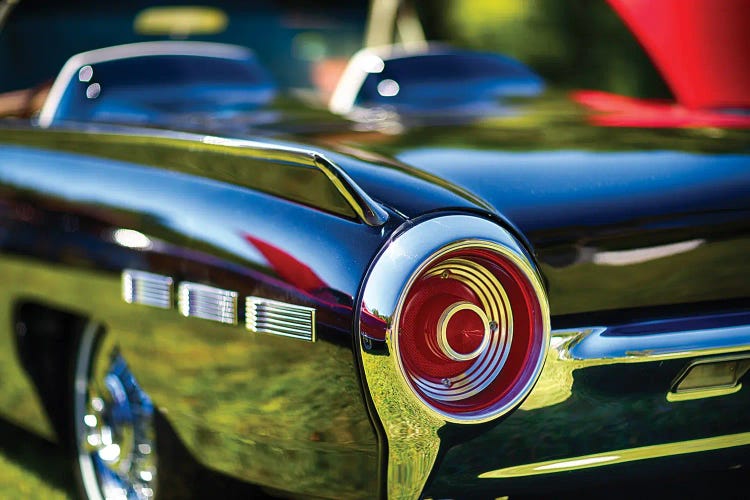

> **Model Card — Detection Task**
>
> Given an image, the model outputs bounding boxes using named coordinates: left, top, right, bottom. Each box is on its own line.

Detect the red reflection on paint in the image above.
left=572, top=90, right=750, bottom=128
left=244, top=234, right=326, bottom=292
left=243, top=233, right=388, bottom=340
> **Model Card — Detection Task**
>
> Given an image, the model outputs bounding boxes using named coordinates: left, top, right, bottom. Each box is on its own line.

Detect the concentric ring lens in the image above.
left=395, top=245, right=546, bottom=419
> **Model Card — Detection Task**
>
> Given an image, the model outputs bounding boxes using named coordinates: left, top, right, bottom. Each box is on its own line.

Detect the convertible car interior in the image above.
left=0, top=0, right=749, bottom=499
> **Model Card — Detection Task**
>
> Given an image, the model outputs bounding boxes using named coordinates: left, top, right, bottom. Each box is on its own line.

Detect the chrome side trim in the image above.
left=479, top=431, right=750, bottom=479
left=520, top=316, right=750, bottom=412
left=311, top=154, right=389, bottom=227
left=122, top=270, right=173, bottom=309
left=177, top=282, right=238, bottom=325
left=245, top=297, right=315, bottom=342
left=554, top=322, right=750, bottom=364
left=202, top=135, right=388, bottom=226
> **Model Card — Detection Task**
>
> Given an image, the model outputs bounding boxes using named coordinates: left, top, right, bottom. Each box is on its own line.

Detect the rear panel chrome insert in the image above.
left=122, top=270, right=173, bottom=309
left=178, top=282, right=238, bottom=325
left=246, top=297, right=316, bottom=342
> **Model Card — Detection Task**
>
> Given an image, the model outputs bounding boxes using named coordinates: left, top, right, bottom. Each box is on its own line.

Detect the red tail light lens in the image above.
left=394, top=245, right=546, bottom=419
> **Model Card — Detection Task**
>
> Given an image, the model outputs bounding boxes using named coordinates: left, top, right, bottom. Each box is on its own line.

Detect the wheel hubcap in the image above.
left=76, top=328, right=157, bottom=500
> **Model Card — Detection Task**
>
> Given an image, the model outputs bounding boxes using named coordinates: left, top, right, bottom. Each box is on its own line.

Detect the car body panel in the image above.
left=0, top=127, right=396, bottom=497
left=2, top=112, right=749, bottom=496
left=303, top=110, right=750, bottom=317
left=2, top=0, right=750, bottom=494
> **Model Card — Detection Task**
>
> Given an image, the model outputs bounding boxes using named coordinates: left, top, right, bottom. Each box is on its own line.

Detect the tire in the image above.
left=72, top=322, right=158, bottom=500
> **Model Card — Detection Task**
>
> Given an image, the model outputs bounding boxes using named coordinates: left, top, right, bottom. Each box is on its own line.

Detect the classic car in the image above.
left=1, top=0, right=749, bottom=499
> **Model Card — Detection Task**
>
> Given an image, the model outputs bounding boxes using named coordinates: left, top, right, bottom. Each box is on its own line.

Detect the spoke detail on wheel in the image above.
left=75, top=325, right=157, bottom=500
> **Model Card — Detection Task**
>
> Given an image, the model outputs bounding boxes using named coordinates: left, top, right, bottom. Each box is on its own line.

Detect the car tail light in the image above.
left=359, top=215, right=550, bottom=424
left=395, top=244, right=546, bottom=418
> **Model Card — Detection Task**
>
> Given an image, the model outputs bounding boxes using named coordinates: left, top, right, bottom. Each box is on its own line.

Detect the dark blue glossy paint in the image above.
left=0, top=108, right=749, bottom=497
left=0, top=145, right=391, bottom=298
left=323, top=143, right=750, bottom=316
left=391, top=148, right=750, bottom=231
left=0, top=137, right=397, bottom=496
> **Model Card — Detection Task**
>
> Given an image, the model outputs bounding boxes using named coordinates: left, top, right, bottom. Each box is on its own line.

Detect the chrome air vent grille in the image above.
left=122, top=269, right=173, bottom=309
left=178, top=282, right=238, bottom=324
left=246, top=297, right=316, bottom=342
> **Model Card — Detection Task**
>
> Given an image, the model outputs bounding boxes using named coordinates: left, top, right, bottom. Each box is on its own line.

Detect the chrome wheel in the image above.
left=75, top=324, right=157, bottom=500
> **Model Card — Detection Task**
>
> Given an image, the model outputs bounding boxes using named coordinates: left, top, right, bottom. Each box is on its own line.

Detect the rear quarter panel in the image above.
left=0, top=128, right=393, bottom=498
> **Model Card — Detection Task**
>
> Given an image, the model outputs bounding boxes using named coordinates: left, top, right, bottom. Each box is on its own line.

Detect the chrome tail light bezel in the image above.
left=358, top=214, right=551, bottom=424
left=356, top=214, right=551, bottom=497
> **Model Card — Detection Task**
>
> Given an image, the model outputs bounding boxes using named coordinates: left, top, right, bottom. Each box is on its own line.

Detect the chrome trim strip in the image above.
left=310, top=155, right=389, bottom=227
left=553, top=323, right=750, bottom=364
left=246, top=297, right=316, bottom=342
left=520, top=319, right=750, bottom=413
left=479, top=431, right=750, bottom=479
left=177, top=282, right=237, bottom=325
left=122, top=270, right=173, bottom=309
left=257, top=310, right=312, bottom=322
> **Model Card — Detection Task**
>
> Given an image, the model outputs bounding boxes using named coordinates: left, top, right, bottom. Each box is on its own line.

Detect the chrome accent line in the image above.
left=201, top=135, right=389, bottom=226
left=479, top=431, right=750, bottom=479
left=554, top=323, right=750, bottom=364
left=520, top=317, right=750, bottom=412
left=246, top=297, right=316, bottom=342
left=18, top=122, right=388, bottom=227
left=122, top=270, right=173, bottom=309
left=311, top=155, right=389, bottom=227
left=178, top=282, right=237, bottom=325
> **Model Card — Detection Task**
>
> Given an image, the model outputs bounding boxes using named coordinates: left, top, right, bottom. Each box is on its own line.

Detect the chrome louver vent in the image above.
left=178, top=282, right=238, bottom=325
left=246, top=297, right=316, bottom=342
left=122, top=269, right=173, bottom=309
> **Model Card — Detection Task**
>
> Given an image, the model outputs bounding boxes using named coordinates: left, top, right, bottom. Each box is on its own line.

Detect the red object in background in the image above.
left=608, top=0, right=750, bottom=110
left=572, top=90, right=750, bottom=128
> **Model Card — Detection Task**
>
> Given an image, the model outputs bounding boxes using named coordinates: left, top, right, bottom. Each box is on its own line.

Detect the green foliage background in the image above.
left=421, top=0, right=672, bottom=98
